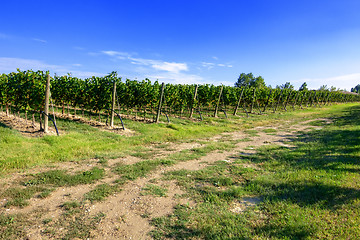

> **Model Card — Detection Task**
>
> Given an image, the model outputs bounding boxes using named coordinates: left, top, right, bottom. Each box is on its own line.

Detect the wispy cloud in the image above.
left=102, top=50, right=132, bottom=60
left=202, top=62, right=215, bottom=69
left=0, top=57, right=103, bottom=78
left=32, top=38, right=47, bottom=43
left=151, top=61, right=188, bottom=73
left=292, top=73, right=360, bottom=91
left=102, top=50, right=189, bottom=74
left=201, top=62, right=232, bottom=70
left=148, top=72, right=204, bottom=85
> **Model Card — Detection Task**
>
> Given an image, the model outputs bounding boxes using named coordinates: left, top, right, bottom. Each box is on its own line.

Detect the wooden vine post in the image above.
left=233, top=87, right=245, bottom=115
left=110, top=81, right=116, bottom=127
left=214, top=85, right=223, bottom=117
left=250, top=88, right=256, bottom=113
left=189, top=84, right=198, bottom=118
left=155, top=82, right=165, bottom=123
left=44, top=74, right=50, bottom=133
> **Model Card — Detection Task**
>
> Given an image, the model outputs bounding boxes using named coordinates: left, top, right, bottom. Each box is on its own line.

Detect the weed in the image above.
left=42, top=218, right=52, bottom=224
left=244, top=129, right=259, bottom=136
left=62, top=201, right=81, bottom=210
left=23, top=167, right=105, bottom=187
left=83, top=184, right=120, bottom=203
left=0, top=214, right=29, bottom=239
left=262, top=128, right=277, bottom=133
left=2, top=186, right=50, bottom=207
left=141, top=184, right=168, bottom=197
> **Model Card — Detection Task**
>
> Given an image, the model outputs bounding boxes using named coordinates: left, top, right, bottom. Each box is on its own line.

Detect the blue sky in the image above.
left=1, top=0, right=360, bottom=90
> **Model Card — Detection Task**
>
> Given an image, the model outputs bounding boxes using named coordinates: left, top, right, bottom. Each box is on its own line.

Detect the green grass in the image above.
left=1, top=167, right=105, bottom=208
left=0, top=214, right=29, bottom=239
left=150, top=103, right=360, bottom=239
left=262, top=128, right=277, bottom=133
left=1, top=103, right=360, bottom=239
left=244, top=129, right=259, bottom=136
left=141, top=184, right=168, bottom=197
left=0, top=103, right=355, bottom=175
left=2, top=186, right=50, bottom=207
left=0, top=113, right=244, bottom=175
left=62, top=201, right=81, bottom=211
left=83, top=184, right=120, bottom=202
left=23, top=167, right=105, bottom=186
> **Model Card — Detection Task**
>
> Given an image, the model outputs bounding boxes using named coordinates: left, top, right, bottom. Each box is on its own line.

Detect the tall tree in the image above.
left=235, top=73, right=265, bottom=88
left=351, top=84, right=360, bottom=93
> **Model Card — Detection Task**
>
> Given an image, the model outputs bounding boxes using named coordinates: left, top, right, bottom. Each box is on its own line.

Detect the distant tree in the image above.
left=235, top=73, right=253, bottom=88
left=299, top=82, right=308, bottom=91
left=319, top=85, right=328, bottom=91
left=252, top=76, right=266, bottom=88
left=277, top=82, right=294, bottom=90
left=235, top=73, right=266, bottom=88
left=351, top=84, right=360, bottom=93
left=329, top=86, right=337, bottom=92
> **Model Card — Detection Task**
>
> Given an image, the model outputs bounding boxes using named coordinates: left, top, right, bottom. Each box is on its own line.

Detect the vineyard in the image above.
left=1, top=70, right=360, bottom=239
left=1, top=69, right=359, bottom=132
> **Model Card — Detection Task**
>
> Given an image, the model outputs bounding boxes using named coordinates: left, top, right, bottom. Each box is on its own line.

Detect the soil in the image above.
left=51, top=112, right=135, bottom=137
left=0, top=117, right=330, bottom=239
left=0, top=111, right=137, bottom=137
left=0, top=112, right=58, bottom=137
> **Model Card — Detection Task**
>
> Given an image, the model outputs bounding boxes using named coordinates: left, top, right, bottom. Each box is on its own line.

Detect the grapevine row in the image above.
left=0, top=69, right=359, bottom=123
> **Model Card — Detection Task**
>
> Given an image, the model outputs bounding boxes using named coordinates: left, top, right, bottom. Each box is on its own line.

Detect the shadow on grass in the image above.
left=0, top=121, right=10, bottom=129
left=251, top=180, right=360, bottom=208
left=243, top=105, right=360, bottom=209
left=333, top=104, right=360, bottom=126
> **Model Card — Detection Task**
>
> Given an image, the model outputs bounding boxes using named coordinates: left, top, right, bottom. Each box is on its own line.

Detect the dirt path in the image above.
left=0, top=118, right=328, bottom=239
left=89, top=124, right=305, bottom=239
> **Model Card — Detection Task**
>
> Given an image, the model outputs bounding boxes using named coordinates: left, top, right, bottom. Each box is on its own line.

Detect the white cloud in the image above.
left=212, top=56, right=218, bottom=60
left=152, top=62, right=188, bottom=73
left=100, top=50, right=203, bottom=83
left=127, top=56, right=189, bottom=74
left=72, top=63, right=82, bottom=67
left=102, top=50, right=118, bottom=56
left=0, top=57, right=103, bottom=78
left=202, top=62, right=215, bottom=69
left=201, top=62, right=232, bottom=69
left=148, top=72, right=204, bottom=85
left=292, top=73, right=360, bottom=91
left=102, top=50, right=131, bottom=60
left=102, top=50, right=189, bottom=74
left=128, top=57, right=155, bottom=66
left=32, top=38, right=47, bottom=43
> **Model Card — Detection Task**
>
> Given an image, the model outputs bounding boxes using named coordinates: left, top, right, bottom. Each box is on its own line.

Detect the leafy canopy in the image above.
left=235, top=73, right=265, bottom=88
left=351, top=84, right=360, bottom=93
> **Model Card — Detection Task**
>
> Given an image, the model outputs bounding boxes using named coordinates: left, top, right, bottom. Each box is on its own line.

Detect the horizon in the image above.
left=1, top=1, right=360, bottom=91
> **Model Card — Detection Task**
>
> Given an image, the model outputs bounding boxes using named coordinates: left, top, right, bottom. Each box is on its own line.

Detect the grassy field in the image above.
left=1, top=103, right=360, bottom=239
left=151, top=104, right=360, bottom=239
